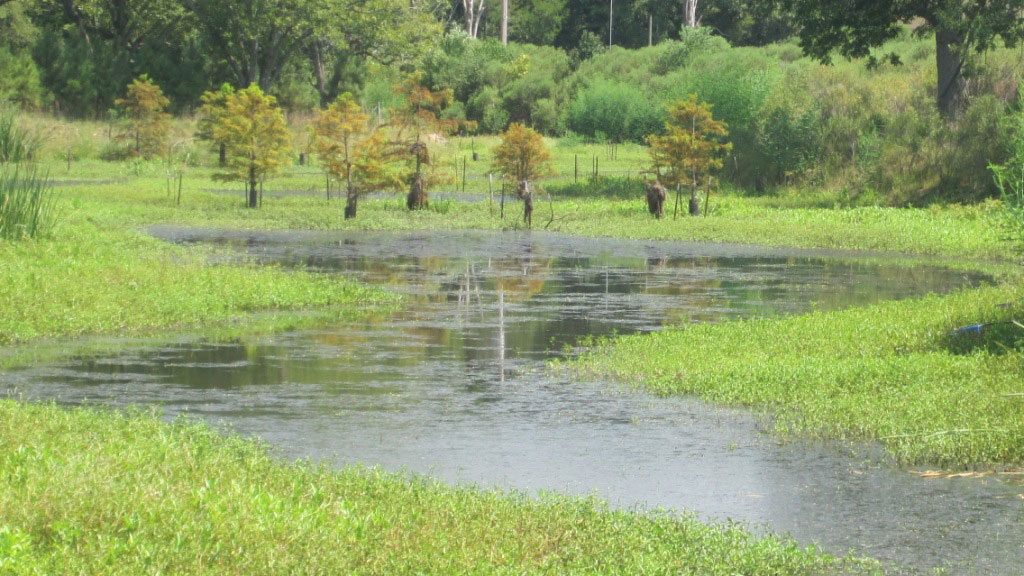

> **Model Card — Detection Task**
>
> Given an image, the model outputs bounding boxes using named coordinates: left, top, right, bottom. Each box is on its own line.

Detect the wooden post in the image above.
left=326, top=173, right=331, bottom=200
left=488, top=173, right=494, bottom=216
left=500, top=180, right=506, bottom=219
left=462, top=156, right=467, bottom=193
left=574, top=154, right=578, bottom=183
left=673, top=184, right=681, bottom=220
left=176, top=172, right=183, bottom=206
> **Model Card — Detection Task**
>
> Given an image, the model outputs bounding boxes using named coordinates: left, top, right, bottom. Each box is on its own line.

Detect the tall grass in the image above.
left=0, top=111, right=42, bottom=164
left=0, top=168, right=55, bottom=240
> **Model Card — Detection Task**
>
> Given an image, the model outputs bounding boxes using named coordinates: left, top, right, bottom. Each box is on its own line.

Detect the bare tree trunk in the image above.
left=462, top=0, right=486, bottom=38
left=608, top=0, right=614, bottom=46
left=936, top=26, right=966, bottom=119
left=648, top=14, right=653, bottom=46
left=501, top=0, right=508, bottom=45
left=684, top=0, right=699, bottom=28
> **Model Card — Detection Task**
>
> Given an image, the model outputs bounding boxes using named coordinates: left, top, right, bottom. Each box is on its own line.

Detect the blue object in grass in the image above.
left=952, top=324, right=985, bottom=336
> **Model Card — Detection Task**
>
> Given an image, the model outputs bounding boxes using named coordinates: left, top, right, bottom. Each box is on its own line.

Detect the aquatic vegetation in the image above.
left=576, top=283, right=1024, bottom=469
left=0, top=222, right=397, bottom=344
left=0, top=400, right=877, bottom=575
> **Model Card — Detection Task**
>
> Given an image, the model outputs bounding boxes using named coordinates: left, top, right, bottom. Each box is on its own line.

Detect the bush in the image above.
left=567, top=79, right=662, bottom=143
left=991, top=101, right=1024, bottom=246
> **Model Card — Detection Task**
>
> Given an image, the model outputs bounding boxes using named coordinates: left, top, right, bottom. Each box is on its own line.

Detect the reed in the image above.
left=0, top=168, right=55, bottom=240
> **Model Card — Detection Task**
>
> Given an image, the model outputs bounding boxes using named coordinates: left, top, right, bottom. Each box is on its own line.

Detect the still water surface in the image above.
left=3, top=230, right=1021, bottom=574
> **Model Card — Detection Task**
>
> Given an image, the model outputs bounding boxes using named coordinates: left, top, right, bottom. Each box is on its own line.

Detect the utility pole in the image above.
left=501, top=0, right=508, bottom=45
left=608, top=0, right=614, bottom=46
left=648, top=14, right=653, bottom=46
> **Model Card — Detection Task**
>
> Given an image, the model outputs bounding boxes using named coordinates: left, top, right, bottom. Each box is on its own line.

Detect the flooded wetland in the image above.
left=3, top=230, right=1021, bottom=574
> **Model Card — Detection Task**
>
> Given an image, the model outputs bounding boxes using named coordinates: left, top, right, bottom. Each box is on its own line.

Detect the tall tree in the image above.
left=312, top=93, right=398, bottom=218
left=196, top=83, right=236, bottom=166
left=461, top=0, right=485, bottom=37
left=213, top=85, right=292, bottom=208
left=492, top=122, right=552, bottom=226
left=115, top=74, right=171, bottom=158
left=501, top=0, right=508, bottom=44
left=780, top=0, right=1024, bottom=118
left=186, top=0, right=438, bottom=96
left=647, top=94, right=731, bottom=217
left=392, top=73, right=457, bottom=210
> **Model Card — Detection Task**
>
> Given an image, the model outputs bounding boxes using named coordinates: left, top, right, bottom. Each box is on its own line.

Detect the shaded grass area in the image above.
left=573, top=284, right=1024, bottom=469
left=0, top=401, right=877, bottom=575
left=0, top=220, right=397, bottom=345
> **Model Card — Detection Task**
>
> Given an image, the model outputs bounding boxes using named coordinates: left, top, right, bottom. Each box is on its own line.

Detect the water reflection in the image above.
left=2, top=230, right=1019, bottom=574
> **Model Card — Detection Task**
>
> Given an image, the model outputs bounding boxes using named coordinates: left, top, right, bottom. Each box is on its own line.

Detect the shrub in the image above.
left=567, top=79, right=662, bottom=143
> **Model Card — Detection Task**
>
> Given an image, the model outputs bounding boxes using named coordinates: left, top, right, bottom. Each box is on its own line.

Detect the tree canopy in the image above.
left=781, top=0, right=1024, bottom=117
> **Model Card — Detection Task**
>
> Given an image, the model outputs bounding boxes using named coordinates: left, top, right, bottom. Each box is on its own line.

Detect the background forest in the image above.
left=1, top=0, right=1023, bottom=205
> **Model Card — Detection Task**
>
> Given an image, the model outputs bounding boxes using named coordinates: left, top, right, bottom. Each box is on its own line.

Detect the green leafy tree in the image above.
left=213, top=85, right=292, bottom=208
left=312, top=93, right=399, bottom=219
left=492, top=122, right=552, bottom=226
left=780, top=0, right=1024, bottom=118
left=197, top=83, right=236, bottom=166
left=647, top=94, right=731, bottom=217
left=115, top=74, right=171, bottom=158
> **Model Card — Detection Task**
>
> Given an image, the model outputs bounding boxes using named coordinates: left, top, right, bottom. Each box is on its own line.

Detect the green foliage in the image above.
left=492, top=123, right=552, bottom=182
left=0, top=168, right=55, bottom=241
left=115, top=75, right=172, bottom=159
left=213, top=85, right=292, bottom=205
left=991, top=101, right=1024, bottom=247
left=566, top=79, right=661, bottom=143
left=0, top=400, right=872, bottom=574
left=578, top=282, right=1024, bottom=468
left=0, top=48, right=44, bottom=109
left=647, top=95, right=731, bottom=190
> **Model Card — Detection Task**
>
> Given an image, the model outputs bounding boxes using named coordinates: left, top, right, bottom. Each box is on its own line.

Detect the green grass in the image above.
left=0, top=400, right=877, bottom=575
left=42, top=158, right=1016, bottom=263
left=573, top=283, right=1024, bottom=469
left=0, top=220, right=397, bottom=345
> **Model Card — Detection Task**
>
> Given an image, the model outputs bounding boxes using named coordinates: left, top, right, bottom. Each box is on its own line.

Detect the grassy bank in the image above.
left=574, top=283, right=1024, bottom=469
left=0, top=400, right=875, bottom=575
left=50, top=159, right=1016, bottom=263
left=0, top=220, right=397, bottom=345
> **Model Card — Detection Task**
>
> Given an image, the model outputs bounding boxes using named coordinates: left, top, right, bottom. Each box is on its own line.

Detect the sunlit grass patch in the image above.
left=0, top=400, right=878, bottom=575
left=575, top=283, right=1024, bottom=468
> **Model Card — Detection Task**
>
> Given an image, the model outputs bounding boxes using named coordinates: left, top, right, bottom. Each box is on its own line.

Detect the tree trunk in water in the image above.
left=688, top=189, right=700, bottom=216
left=518, top=180, right=533, bottom=227
left=344, top=192, right=358, bottom=219
left=247, top=178, right=258, bottom=208
left=407, top=173, right=428, bottom=210
left=936, top=27, right=966, bottom=119
left=644, top=181, right=666, bottom=219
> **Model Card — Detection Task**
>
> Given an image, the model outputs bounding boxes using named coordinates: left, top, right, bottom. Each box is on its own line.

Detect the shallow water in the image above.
left=3, top=230, right=1021, bottom=574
